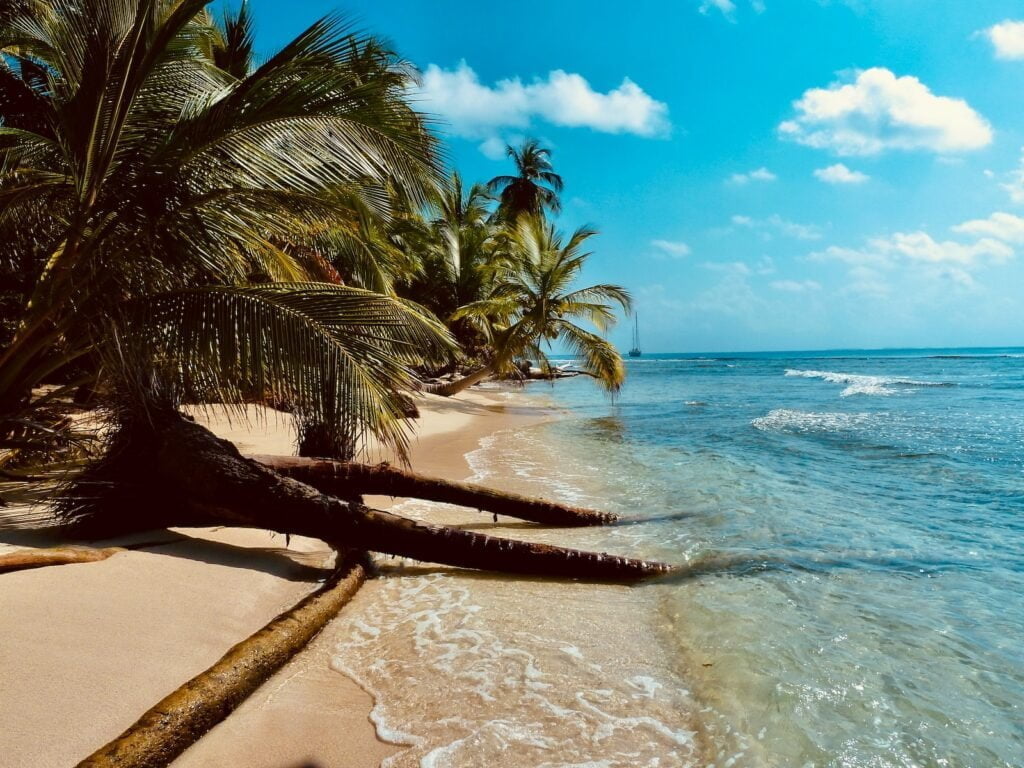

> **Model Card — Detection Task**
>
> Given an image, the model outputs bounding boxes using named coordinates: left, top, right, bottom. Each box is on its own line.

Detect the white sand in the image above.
left=0, top=389, right=552, bottom=768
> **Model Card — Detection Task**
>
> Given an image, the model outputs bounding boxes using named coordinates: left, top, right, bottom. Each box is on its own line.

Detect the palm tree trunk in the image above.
left=67, top=416, right=672, bottom=582
left=250, top=454, right=616, bottom=526
left=0, top=546, right=125, bottom=574
left=422, top=362, right=495, bottom=397
left=76, top=551, right=369, bottom=768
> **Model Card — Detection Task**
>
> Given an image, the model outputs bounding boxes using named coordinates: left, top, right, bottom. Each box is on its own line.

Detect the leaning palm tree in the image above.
left=429, top=215, right=630, bottom=396
left=0, top=1, right=670, bottom=584
left=487, top=138, right=563, bottom=220
left=0, top=1, right=444, bottom=460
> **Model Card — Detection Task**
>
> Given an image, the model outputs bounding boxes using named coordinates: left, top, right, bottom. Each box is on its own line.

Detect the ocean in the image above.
left=334, top=348, right=1024, bottom=767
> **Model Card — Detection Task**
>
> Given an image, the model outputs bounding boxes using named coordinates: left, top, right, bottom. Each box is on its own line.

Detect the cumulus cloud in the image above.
left=814, top=163, right=870, bottom=184
left=414, top=62, right=670, bottom=146
left=732, top=214, right=822, bottom=240
left=983, top=20, right=1024, bottom=60
left=651, top=239, right=691, bottom=258
left=779, top=68, right=992, bottom=156
left=812, top=225, right=1015, bottom=296
left=771, top=279, right=821, bottom=292
left=952, top=212, right=1024, bottom=243
left=814, top=231, right=1012, bottom=267
left=728, top=167, right=777, bottom=184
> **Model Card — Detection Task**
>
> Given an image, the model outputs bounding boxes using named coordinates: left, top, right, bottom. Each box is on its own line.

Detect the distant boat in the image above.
left=628, top=313, right=642, bottom=357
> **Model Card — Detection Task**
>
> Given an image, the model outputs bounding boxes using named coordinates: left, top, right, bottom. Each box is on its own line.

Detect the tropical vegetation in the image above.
left=0, top=1, right=664, bottom=587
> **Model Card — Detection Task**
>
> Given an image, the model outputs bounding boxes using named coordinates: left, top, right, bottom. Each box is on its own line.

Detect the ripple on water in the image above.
left=330, top=429, right=706, bottom=768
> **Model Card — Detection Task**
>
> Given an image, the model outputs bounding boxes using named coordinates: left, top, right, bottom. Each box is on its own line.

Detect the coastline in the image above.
left=0, top=389, right=555, bottom=768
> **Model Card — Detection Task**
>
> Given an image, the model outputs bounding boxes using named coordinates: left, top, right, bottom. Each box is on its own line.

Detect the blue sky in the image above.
left=244, top=0, right=1024, bottom=352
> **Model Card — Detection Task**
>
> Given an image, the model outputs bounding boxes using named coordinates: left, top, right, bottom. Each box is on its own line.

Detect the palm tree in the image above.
left=403, top=172, right=502, bottom=352
left=0, top=2, right=671, bottom=586
left=487, top=138, right=563, bottom=220
left=429, top=215, right=630, bottom=396
left=0, top=1, right=446, bottom=460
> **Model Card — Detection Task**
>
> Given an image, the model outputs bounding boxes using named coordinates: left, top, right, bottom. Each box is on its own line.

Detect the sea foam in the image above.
left=784, top=368, right=951, bottom=396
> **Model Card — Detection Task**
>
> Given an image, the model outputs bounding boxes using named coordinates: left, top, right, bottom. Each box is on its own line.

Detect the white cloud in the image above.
left=814, top=231, right=1012, bottom=267
left=771, top=279, right=821, bottom=292
left=811, top=226, right=1014, bottom=297
left=953, top=212, right=1024, bottom=243
left=814, top=163, right=870, bottom=184
left=414, top=62, right=670, bottom=144
left=478, top=136, right=507, bottom=160
left=780, top=67, right=992, bottom=156
left=699, top=0, right=737, bottom=18
left=698, top=0, right=764, bottom=20
left=651, top=239, right=691, bottom=258
left=728, top=167, right=777, bottom=184
left=703, top=260, right=752, bottom=275
left=983, top=20, right=1024, bottom=60
left=732, top=213, right=822, bottom=240
left=1000, top=148, right=1024, bottom=203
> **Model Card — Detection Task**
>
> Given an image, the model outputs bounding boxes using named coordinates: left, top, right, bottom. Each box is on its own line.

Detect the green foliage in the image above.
left=454, top=216, right=631, bottom=392
left=0, top=0, right=447, bottom=458
left=487, top=138, right=564, bottom=220
left=0, top=3, right=627, bottom=465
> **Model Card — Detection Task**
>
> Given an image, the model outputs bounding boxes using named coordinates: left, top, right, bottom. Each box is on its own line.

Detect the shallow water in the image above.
left=336, top=348, right=1024, bottom=767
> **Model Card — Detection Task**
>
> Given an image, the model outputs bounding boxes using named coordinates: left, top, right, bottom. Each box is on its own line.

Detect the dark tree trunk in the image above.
left=65, top=415, right=673, bottom=582
left=251, top=455, right=616, bottom=526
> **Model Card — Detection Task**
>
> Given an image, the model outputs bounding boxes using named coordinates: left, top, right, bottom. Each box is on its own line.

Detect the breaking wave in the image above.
left=784, top=369, right=953, bottom=396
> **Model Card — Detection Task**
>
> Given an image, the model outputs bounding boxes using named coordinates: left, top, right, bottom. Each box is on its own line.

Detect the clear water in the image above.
left=536, top=348, right=1024, bottom=767
left=333, top=348, right=1024, bottom=767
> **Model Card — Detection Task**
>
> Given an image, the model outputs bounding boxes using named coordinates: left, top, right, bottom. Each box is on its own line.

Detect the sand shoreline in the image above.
left=0, top=389, right=554, bottom=768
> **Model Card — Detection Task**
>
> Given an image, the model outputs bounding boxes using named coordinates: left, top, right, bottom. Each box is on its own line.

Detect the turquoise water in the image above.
left=536, top=348, right=1024, bottom=767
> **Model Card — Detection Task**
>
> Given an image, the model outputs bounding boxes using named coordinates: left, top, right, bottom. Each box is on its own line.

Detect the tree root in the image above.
left=75, top=551, right=369, bottom=768
left=251, top=454, right=616, bottom=526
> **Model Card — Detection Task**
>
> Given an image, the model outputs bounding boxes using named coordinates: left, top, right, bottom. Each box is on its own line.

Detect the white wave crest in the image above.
left=784, top=368, right=950, bottom=397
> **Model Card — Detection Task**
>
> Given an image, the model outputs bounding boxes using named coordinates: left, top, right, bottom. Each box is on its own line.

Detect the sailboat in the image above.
left=628, top=313, right=642, bottom=357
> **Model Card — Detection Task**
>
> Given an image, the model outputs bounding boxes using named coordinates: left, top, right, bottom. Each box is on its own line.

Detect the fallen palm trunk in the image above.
left=0, top=545, right=124, bottom=573
left=54, top=416, right=665, bottom=582
left=422, top=363, right=495, bottom=397
left=152, top=419, right=672, bottom=581
left=251, top=454, right=616, bottom=526
left=76, top=551, right=369, bottom=768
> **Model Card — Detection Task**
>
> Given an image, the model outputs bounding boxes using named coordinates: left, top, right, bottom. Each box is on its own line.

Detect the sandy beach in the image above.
left=0, top=389, right=553, bottom=768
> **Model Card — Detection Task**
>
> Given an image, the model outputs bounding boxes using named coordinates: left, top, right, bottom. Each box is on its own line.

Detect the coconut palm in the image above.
left=487, top=138, right=563, bottom=220
left=0, top=0, right=447, bottom=459
left=402, top=172, right=504, bottom=351
left=430, top=216, right=630, bottom=396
